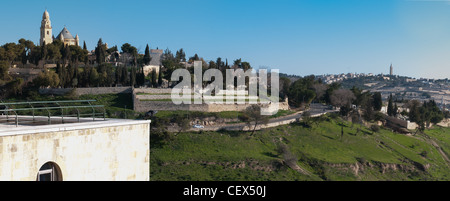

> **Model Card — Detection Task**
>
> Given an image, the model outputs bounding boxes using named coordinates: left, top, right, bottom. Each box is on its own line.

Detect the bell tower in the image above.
left=40, top=10, right=53, bottom=46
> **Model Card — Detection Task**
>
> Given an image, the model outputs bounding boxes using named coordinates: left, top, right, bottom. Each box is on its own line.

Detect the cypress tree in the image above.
left=151, top=70, right=157, bottom=88
left=144, top=44, right=151, bottom=65
left=158, top=65, right=163, bottom=87
left=387, top=94, right=394, bottom=116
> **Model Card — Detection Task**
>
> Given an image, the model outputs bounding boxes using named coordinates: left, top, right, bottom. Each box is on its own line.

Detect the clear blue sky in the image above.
left=1, top=0, right=449, bottom=79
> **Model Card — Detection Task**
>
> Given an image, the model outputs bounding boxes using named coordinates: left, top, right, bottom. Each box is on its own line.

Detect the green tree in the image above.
left=55, top=62, right=65, bottom=87
left=95, top=38, right=106, bottom=65
left=34, top=70, right=60, bottom=88
left=18, top=38, right=35, bottom=65
left=279, top=77, right=291, bottom=100
left=151, top=70, right=157, bottom=87
left=373, top=92, right=382, bottom=111
left=130, top=66, right=136, bottom=87
left=121, top=43, right=138, bottom=66
left=175, top=48, right=186, bottom=62
left=144, top=44, right=151, bottom=65
left=241, top=61, right=251, bottom=71
left=122, top=66, right=129, bottom=86
left=0, top=61, right=11, bottom=82
left=239, top=105, right=269, bottom=136
left=158, top=66, right=163, bottom=87
left=288, top=75, right=317, bottom=108
left=89, top=68, right=99, bottom=87
left=387, top=94, right=394, bottom=116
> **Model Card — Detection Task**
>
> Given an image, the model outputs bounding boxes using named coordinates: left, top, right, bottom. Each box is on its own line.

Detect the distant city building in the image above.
left=39, top=10, right=79, bottom=46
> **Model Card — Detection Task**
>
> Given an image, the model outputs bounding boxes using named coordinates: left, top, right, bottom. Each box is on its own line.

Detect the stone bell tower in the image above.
left=40, top=10, right=53, bottom=46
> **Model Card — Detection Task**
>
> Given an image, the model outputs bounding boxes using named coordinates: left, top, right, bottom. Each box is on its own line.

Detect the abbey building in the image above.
left=40, top=10, right=79, bottom=46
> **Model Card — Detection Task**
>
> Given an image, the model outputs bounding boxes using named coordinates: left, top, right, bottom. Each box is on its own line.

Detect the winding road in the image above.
left=184, top=103, right=337, bottom=132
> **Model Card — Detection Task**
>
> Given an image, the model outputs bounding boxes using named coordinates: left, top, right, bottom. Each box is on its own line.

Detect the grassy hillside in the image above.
left=150, top=114, right=450, bottom=181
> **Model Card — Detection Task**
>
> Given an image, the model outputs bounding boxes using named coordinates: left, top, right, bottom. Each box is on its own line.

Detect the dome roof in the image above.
left=56, top=27, right=75, bottom=39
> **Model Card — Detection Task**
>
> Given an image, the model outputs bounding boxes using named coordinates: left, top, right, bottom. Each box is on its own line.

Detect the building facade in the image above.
left=0, top=119, right=150, bottom=181
left=39, top=10, right=79, bottom=47
left=40, top=10, right=53, bottom=46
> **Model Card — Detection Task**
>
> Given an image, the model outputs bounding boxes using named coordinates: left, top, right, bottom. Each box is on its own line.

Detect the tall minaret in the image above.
left=40, top=10, right=53, bottom=46
left=389, top=63, right=393, bottom=76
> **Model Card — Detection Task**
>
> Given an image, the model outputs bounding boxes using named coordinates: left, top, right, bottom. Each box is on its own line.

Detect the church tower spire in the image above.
left=40, top=10, right=53, bottom=46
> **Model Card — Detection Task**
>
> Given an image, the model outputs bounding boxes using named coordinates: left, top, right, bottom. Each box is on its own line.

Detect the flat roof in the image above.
left=0, top=116, right=150, bottom=136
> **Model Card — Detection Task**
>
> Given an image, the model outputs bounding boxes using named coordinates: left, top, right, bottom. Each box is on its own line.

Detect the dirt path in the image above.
left=410, top=134, right=450, bottom=166
left=428, top=139, right=450, bottom=165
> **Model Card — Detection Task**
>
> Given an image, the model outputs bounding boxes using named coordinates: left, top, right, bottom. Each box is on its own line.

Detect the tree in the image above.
left=279, top=77, right=291, bottom=100
left=2, top=78, right=24, bottom=98
left=121, top=43, right=138, bottom=66
left=89, top=68, right=99, bottom=87
left=288, top=76, right=317, bottom=108
left=70, top=45, right=88, bottom=64
left=373, top=92, right=382, bottom=111
left=144, top=44, right=151, bottom=65
left=311, top=83, right=327, bottom=103
left=130, top=66, right=136, bottom=87
left=239, top=105, right=269, bottom=136
left=95, top=38, right=106, bottom=65
left=34, top=70, right=60, bottom=88
left=325, top=82, right=341, bottom=105
left=18, top=38, right=35, bottom=65
left=55, top=62, right=65, bottom=87
left=62, top=44, right=71, bottom=64
left=121, top=66, right=129, bottom=86
left=28, top=46, right=42, bottom=66
left=158, top=65, right=163, bottom=87
left=0, top=61, right=11, bottom=82
left=233, top=58, right=242, bottom=68
left=47, top=43, right=62, bottom=63
left=175, top=48, right=186, bottom=62
left=330, top=89, right=356, bottom=109
left=362, top=96, right=374, bottom=121
left=393, top=103, right=398, bottom=117
left=241, top=61, right=251, bottom=71
left=115, top=65, right=123, bottom=86
left=301, top=111, right=312, bottom=128
left=83, top=41, right=87, bottom=51
left=189, top=53, right=200, bottom=62
left=387, top=94, right=394, bottom=116
left=151, top=70, right=157, bottom=87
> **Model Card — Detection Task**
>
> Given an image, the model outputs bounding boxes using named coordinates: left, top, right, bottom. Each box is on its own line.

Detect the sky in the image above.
left=0, top=0, right=449, bottom=79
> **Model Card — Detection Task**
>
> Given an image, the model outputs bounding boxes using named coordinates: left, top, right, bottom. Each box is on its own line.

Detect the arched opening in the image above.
left=36, top=162, right=63, bottom=181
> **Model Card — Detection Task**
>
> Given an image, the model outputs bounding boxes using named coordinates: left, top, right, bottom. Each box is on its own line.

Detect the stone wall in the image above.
left=0, top=119, right=150, bottom=181
left=39, top=87, right=132, bottom=96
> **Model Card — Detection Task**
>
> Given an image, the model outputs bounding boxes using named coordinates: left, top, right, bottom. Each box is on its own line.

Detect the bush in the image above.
left=370, top=125, right=380, bottom=133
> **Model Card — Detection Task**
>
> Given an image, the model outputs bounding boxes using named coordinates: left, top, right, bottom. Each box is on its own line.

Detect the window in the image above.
left=47, top=31, right=49, bottom=35
left=36, top=162, right=62, bottom=181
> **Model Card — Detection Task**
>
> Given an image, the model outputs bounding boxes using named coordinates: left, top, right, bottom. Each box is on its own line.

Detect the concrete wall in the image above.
left=0, top=119, right=150, bottom=181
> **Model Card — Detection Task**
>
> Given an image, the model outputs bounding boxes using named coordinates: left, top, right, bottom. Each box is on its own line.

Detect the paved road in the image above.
left=185, top=103, right=337, bottom=132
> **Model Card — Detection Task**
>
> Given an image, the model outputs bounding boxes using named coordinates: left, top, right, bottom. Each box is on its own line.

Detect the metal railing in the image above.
left=0, top=100, right=106, bottom=127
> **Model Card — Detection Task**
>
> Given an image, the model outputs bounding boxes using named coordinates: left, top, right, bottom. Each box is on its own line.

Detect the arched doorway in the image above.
left=36, top=162, right=63, bottom=181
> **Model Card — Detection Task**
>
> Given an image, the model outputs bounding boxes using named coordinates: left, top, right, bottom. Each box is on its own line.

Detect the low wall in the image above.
left=134, top=99, right=288, bottom=113
left=39, top=87, right=132, bottom=96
